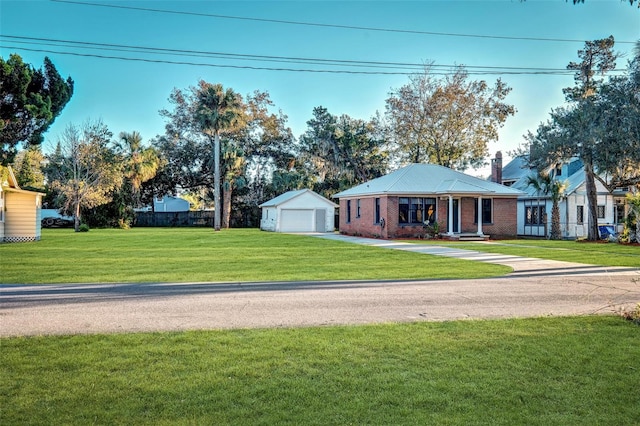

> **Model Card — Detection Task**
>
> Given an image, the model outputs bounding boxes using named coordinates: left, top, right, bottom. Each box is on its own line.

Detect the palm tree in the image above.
left=194, top=81, right=243, bottom=231
left=118, top=131, right=161, bottom=208
left=526, top=171, right=569, bottom=240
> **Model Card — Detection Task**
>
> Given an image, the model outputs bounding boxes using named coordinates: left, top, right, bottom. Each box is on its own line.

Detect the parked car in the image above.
left=41, top=217, right=74, bottom=228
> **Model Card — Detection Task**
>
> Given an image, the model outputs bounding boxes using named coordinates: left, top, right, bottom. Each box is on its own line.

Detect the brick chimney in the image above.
left=491, top=151, right=503, bottom=184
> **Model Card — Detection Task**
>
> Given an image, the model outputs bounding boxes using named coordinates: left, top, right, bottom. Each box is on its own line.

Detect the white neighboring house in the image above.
left=504, top=156, right=629, bottom=239
left=153, top=195, right=190, bottom=212
left=0, top=166, right=44, bottom=243
left=259, top=189, right=337, bottom=233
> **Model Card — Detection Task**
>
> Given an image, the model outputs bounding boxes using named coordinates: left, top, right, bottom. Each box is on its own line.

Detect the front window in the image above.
left=375, top=198, right=380, bottom=224
left=410, top=198, right=422, bottom=223
left=399, top=197, right=436, bottom=224
left=346, top=200, right=351, bottom=223
left=576, top=206, right=584, bottom=225
left=525, top=205, right=544, bottom=225
left=474, top=198, right=493, bottom=224
left=0, top=190, right=4, bottom=222
left=399, top=198, right=409, bottom=224
left=356, top=199, right=361, bottom=218
left=597, top=205, right=605, bottom=219
left=615, top=204, right=625, bottom=224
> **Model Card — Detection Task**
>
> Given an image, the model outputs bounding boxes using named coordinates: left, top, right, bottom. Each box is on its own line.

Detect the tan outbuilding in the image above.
left=0, top=166, right=44, bottom=243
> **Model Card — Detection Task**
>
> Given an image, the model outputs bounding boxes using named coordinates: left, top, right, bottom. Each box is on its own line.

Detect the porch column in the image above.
left=447, top=195, right=454, bottom=236
left=477, top=195, right=484, bottom=236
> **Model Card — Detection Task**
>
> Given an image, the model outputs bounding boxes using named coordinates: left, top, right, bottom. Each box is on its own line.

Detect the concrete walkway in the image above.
left=311, top=233, right=640, bottom=277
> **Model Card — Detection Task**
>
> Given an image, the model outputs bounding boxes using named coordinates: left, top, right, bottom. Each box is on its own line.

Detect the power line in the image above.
left=4, top=34, right=617, bottom=76
left=0, top=45, right=431, bottom=75
left=50, top=0, right=636, bottom=45
left=0, top=44, right=595, bottom=76
left=0, top=35, right=426, bottom=71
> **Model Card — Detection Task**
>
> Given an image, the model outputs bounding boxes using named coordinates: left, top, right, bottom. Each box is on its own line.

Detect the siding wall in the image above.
left=518, top=179, right=619, bottom=239
left=261, top=192, right=336, bottom=233
left=4, top=192, right=42, bottom=242
left=260, top=207, right=278, bottom=231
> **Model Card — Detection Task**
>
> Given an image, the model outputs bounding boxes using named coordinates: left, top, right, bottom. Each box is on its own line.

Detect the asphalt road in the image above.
left=2, top=270, right=639, bottom=337
left=2, top=235, right=639, bottom=336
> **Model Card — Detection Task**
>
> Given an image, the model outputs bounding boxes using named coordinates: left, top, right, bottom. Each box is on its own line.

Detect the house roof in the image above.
left=333, top=164, right=523, bottom=198
left=259, top=189, right=338, bottom=208
left=501, top=155, right=531, bottom=183
left=510, top=166, right=587, bottom=198
left=0, top=165, right=45, bottom=196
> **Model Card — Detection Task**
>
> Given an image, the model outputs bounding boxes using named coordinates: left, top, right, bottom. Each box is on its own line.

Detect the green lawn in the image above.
left=407, top=238, right=640, bottom=267
left=0, top=228, right=511, bottom=284
left=2, top=230, right=639, bottom=424
left=1, top=316, right=638, bottom=425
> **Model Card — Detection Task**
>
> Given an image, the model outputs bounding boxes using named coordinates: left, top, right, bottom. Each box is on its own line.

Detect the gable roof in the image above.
left=0, top=165, right=45, bottom=196
left=259, top=189, right=338, bottom=208
left=333, top=164, right=523, bottom=198
left=512, top=168, right=588, bottom=198
left=501, top=155, right=531, bottom=183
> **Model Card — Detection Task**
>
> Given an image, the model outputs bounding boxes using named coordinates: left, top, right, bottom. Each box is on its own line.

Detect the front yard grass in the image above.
left=410, top=239, right=640, bottom=267
left=2, top=316, right=638, bottom=425
left=0, top=228, right=510, bottom=284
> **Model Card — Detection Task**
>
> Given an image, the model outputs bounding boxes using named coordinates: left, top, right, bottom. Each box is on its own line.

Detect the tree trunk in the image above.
left=213, top=132, right=221, bottom=231
left=74, top=198, right=81, bottom=232
left=584, top=161, right=599, bottom=241
left=222, top=180, right=232, bottom=229
left=550, top=201, right=561, bottom=240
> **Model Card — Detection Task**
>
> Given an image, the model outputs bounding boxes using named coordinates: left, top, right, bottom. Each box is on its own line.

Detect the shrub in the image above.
left=78, top=224, right=90, bottom=232
left=620, top=303, right=640, bottom=326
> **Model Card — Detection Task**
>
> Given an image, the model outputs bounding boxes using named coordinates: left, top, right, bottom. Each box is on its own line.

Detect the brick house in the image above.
left=333, top=163, right=523, bottom=240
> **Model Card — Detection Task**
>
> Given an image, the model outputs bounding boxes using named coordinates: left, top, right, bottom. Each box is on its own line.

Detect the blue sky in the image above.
left=1, top=0, right=638, bottom=176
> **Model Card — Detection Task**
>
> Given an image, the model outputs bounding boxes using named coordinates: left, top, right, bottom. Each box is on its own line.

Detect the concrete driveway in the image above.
left=1, top=235, right=638, bottom=336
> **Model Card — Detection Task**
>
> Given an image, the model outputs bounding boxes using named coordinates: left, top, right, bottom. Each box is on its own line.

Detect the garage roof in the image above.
left=259, top=189, right=338, bottom=208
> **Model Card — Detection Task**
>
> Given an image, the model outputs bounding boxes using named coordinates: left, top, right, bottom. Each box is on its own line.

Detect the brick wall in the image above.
left=338, top=197, right=386, bottom=238
left=484, top=198, right=518, bottom=238
left=460, top=197, right=477, bottom=233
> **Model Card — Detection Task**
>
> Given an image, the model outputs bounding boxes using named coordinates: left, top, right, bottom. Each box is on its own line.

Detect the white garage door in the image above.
left=280, top=209, right=314, bottom=232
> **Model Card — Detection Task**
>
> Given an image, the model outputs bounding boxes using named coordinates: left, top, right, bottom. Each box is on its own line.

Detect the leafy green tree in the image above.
left=385, top=65, right=514, bottom=171
left=194, top=81, right=243, bottom=231
left=116, top=131, right=163, bottom=207
left=221, top=140, right=247, bottom=228
left=155, top=83, right=292, bottom=228
left=0, top=54, right=74, bottom=165
left=527, top=36, right=625, bottom=241
left=593, top=49, right=640, bottom=190
left=239, top=91, right=296, bottom=204
left=12, top=146, right=45, bottom=190
left=298, top=106, right=388, bottom=199
left=48, top=120, right=122, bottom=231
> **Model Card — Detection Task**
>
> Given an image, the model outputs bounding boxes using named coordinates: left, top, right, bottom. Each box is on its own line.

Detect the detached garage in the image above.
left=259, top=189, right=337, bottom=233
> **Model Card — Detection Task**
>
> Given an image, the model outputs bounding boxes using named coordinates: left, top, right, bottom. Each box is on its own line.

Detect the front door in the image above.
left=447, top=199, right=460, bottom=233
left=315, top=209, right=326, bottom=232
